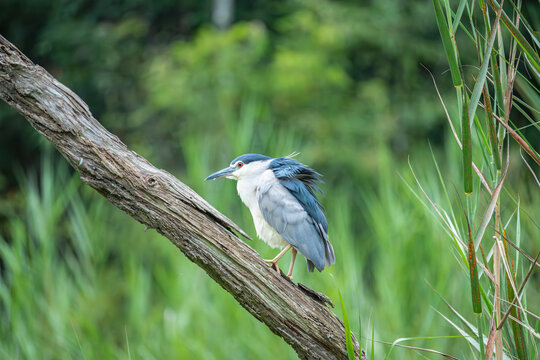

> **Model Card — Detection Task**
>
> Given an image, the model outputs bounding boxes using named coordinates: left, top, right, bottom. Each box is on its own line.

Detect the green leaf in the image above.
left=482, top=84, right=501, bottom=170
left=467, top=5, right=501, bottom=128
left=358, top=305, right=362, bottom=354
left=467, top=221, right=481, bottom=314
left=339, top=291, right=356, bottom=360
left=489, top=0, right=540, bottom=73
left=462, top=94, right=472, bottom=194
left=452, top=0, right=468, bottom=34
left=371, top=314, right=375, bottom=360
left=432, top=0, right=462, bottom=87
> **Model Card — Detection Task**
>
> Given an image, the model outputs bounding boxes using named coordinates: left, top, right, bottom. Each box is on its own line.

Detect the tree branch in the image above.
left=0, top=36, right=363, bottom=360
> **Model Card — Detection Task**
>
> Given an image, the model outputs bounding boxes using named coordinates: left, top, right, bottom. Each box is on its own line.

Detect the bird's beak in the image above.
left=205, top=166, right=235, bottom=181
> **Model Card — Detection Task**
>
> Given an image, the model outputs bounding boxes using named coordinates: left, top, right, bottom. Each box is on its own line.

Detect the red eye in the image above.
left=238, top=162, right=243, bottom=168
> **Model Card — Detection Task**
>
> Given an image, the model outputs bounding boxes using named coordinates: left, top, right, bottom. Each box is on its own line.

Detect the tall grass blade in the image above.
left=520, top=151, right=540, bottom=188
left=452, top=0, right=468, bottom=34
left=477, top=316, right=485, bottom=359
left=371, top=314, right=375, bottom=360
left=383, top=336, right=462, bottom=360
left=491, top=50, right=506, bottom=116
left=424, top=64, right=493, bottom=193
left=433, top=0, right=462, bottom=88
left=505, top=277, right=528, bottom=359
left=480, top=0, right=505, bottom=118
left=339, top=291, right=356, bottom=360
left=125, top=326, right=132, bottom=360
left=71, top=321, right=86, bottom=360
left=474, top=157, right=508, bottom=251
left=466, top=219, right=482, bottom=314
left=506, top=0, right=540, bottom=49
left=488, top=0, right=540, bottom=73
left=433, top=308, right=480, bottom=351
left=462, top=93, right=473, bottom=194
left=497, top=251, right=540, bottom=330
left=482, top=84, right=501, bottom=169
left=495, top=231, right=540, bottom=269
left=465, top=208, right=485, bottom=357
left=468, top=2, right=502, bottom=128
left=494, top=114, right=540, bottom=165
left=507, top=316, right=540, bottom=341
left=358, top=306, right=362, bottom=355
left=493, top=234, right=503, bottom=360
left=497, top=238, right=528, bottom=359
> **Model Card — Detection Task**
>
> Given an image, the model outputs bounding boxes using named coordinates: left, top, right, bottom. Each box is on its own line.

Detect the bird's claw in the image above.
left=263, top=259, right=281, bottom=273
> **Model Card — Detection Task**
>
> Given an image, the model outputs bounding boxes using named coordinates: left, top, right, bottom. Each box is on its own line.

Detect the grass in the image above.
left=419, top=1, right=540, bottom=358
left=1, top=1, right=539, bottom=358
left=2, top=131, right=537, bottom=359
left=1, top=154, right=295, bottom=359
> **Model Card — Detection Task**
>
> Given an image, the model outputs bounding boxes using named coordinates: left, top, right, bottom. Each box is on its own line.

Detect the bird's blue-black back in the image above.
left=269, top=157, right=328, bottom=233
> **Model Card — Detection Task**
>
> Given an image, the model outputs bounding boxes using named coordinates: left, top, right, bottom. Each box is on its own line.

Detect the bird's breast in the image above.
left=237, top=177, right=259, bottom=211
left=237, top=176, right=288, bottom=249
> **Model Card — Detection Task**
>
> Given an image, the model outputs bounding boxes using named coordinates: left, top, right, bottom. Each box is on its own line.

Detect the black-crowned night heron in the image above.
left=205, top=153, right=335, bottom=279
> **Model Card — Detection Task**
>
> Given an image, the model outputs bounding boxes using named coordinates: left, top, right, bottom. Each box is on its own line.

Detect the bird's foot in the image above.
left=264, top=244, right=292, bottom=275
left=263, top=259, right=281, bottom=273
left=286, top=264, right=294, bottom=280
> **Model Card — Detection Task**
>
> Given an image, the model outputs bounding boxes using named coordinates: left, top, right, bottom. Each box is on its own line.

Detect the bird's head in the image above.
left=205, top=154, right=272, bottom=181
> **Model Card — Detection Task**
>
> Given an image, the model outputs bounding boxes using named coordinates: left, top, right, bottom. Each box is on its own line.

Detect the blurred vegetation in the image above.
left=0, top=0, right=538, bottom=359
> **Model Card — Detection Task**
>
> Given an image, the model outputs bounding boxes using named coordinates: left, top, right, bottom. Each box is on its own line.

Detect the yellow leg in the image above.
left=287, top=248, right=297, bottom=280
left=264, top=244, right=292, bottom=273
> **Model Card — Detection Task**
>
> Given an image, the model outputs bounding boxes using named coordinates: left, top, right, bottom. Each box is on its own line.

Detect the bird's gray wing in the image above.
left=257, top=179, right=326, bottom=271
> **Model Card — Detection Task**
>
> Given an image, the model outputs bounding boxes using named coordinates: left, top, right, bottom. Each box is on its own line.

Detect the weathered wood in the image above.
left=0, top=36, right=364, bottom=359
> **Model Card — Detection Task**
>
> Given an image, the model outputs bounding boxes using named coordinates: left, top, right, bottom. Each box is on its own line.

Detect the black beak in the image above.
left=205, top=166, right=235, bottom=180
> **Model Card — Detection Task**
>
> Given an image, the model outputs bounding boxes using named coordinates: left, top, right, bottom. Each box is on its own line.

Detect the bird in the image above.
left=205, top=153, right=335, bottom=279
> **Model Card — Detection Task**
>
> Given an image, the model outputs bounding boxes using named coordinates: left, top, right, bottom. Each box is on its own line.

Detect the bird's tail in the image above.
left=306, top=236, right=335, bottom=273
left=324, top=240, right=335, bottom=267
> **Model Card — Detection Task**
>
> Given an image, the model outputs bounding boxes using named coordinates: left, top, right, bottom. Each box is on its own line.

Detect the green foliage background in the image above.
left=0, top=0, right=538, bottom=359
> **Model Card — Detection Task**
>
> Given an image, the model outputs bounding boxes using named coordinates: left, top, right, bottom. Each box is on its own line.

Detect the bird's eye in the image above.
left=237, top=162, right=244, bottom=168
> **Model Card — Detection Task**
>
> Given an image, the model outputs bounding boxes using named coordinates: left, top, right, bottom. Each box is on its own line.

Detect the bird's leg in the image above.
left=287, top=248, right=297, bottom=280
left=264, top=244, right=292, bottom=272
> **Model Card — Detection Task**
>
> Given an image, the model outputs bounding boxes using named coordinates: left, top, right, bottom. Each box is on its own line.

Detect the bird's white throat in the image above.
left=236, top=165, right=288, bottom=249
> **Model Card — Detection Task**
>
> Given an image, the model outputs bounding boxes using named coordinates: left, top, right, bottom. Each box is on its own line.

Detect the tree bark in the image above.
left=0, top=36, right=363, bottom=359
